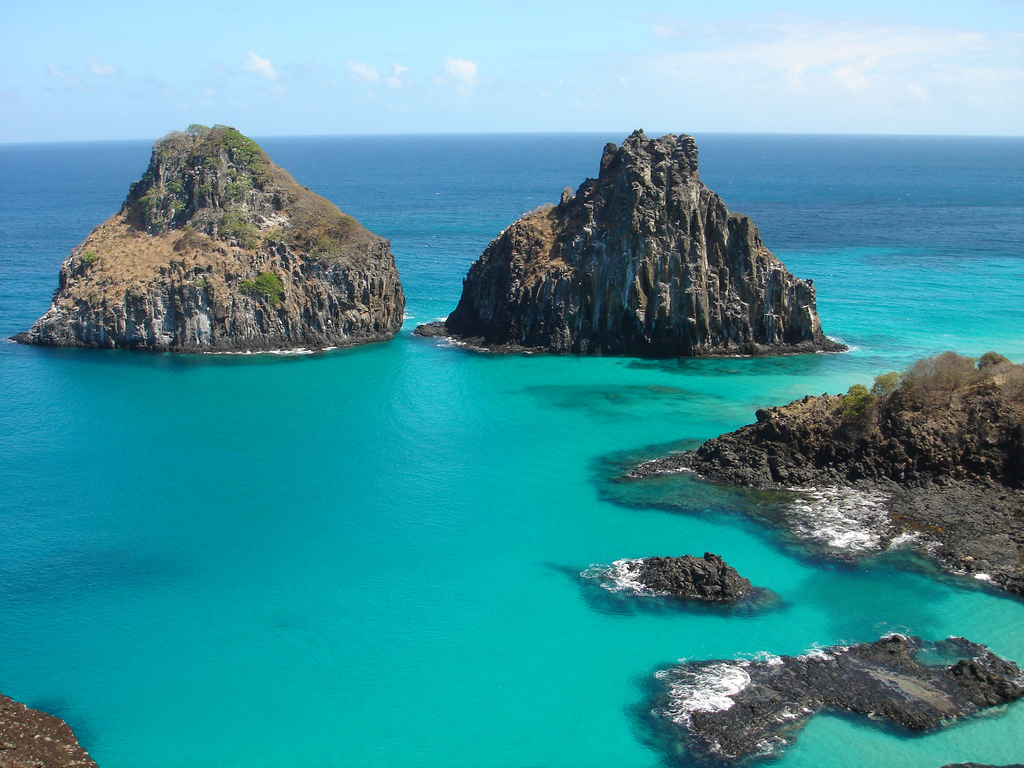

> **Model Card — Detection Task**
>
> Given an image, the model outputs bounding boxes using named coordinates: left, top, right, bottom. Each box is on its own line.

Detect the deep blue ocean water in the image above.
left=0, top=133, right=1022, bottom=767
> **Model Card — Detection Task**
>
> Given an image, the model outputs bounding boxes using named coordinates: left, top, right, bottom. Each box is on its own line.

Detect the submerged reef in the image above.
left=644, top=634, right=1024, bottom=763
left=630, top=352, right=1024, bottom=595
left=15, top=124, right=404, bottom=352
left=415, top=130, right=844, bottom=357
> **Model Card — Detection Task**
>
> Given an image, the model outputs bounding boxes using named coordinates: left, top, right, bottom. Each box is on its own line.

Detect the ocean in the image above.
left=0, top=133, right=1022, bottom=767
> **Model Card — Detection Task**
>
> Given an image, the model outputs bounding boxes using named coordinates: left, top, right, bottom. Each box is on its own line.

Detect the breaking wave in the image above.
left=787, top=486, right=892, bottom=552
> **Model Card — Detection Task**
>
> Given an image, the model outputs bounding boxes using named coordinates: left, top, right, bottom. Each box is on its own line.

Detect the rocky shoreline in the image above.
left=416, top=131, right=844, bottom=358
left=0, top=693, right=96, bottom=768
left=629, top=353, right=1024, bottom=595
left=645, top=634, right=1024, bottom=763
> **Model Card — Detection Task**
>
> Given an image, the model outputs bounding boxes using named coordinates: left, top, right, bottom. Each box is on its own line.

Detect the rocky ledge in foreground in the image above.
left=0, top=693, right=97, bottom=767
left=595, top=553, right=757, bottom=602
left=415, top=130, right=844, bottom=357
left=14, top=124, right=404, bottom=353
left=645, top=634, right=1024, bottom=764
left=630, top=352, right=1024, bottom=595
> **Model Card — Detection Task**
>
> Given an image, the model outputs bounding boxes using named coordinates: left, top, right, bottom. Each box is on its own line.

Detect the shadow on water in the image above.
left=623, top=353, right=834, bottom=379
left=522, top=383, right=730, bottom=421
left=593, top=442, right=872, bottom=570
left=546, top=563, right=785, bottom=619
left=0, top=544, right=186, bottom=602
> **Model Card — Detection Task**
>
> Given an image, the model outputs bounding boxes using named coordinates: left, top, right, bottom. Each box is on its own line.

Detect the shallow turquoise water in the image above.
left=0, top=134, right=1022, bottom=767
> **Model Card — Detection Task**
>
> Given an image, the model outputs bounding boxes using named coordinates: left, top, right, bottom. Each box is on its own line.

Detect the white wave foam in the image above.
left=974, top=572, right=993, bottom=581
left=656, top=662, right=752, bottom=726
left=581, top=559, right=667, bottom=596
left=208, top=346, right=336, bottom=356
left=798, top=643, right=848, bottom=662
left=787, top=486, right=892, bottom=552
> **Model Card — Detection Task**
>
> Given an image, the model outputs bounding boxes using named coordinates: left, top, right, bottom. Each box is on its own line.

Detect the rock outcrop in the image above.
left=416, top=130, right=843, bottom=357
left=0, top=693, right=97, bottom=767
left=627, top=553, right=755, bottom=601
left=645, top=634, right=1024, bottom=763
left=630, top=352, right=1024, bottom=595
left=15, top=125, right=404, bottom=352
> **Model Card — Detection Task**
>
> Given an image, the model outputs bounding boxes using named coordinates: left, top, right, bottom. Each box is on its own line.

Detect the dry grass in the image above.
left=62, top=212, right=256, bottom=305
left=510, top=206, right=568, bottom=288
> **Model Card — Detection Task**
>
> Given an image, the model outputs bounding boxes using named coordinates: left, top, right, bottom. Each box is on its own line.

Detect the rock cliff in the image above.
left=630, top=352, right=1024, bottom=595
left=417, top=130, right=843, bottom=356
left=15, top=125, right=404, bottom=352
left=644, top=634, right=1024, bottom=763
left=0, top=693, right=97, bottom=767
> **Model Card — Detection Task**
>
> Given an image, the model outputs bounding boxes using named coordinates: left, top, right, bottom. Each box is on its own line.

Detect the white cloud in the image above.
left=384, top=64, right=409, bottom=89
left=632, top=18, right=1024, bottom=126
left=444, top=58, right=478, bottom=94
left=651, top=24, right=682, bottom=41
left=906, top=81, right=928, bottom=99
left=830, top=65, right=869, bottom=91
left=84, top=57, right=119, bottom=77
left=46, top=63, right=86, bottom=90
left=348, top=60, right=380, bottom=84
left=243, top=50, right=277, bottom=80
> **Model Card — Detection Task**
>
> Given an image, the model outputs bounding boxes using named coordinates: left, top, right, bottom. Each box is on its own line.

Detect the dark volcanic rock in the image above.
left=417, top=130, right=844, bottom=357
left=16, top=124, right=404, bottom=353
left=635, top=553, right=755, bottom=601
left=0, top=693, right=96, bottom=767
left=646, top=634, right=1024, bottom=763
left=629, top=353, right=1024, bottom=595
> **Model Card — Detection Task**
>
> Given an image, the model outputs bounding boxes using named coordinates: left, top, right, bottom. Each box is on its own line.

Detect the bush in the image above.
left=899, top=351, right=979, bottom=406
left=978, top=351, right=1011, bottom=371
left=219, top=209, right=259, bottom=249
left=843, top=383, right=873, bottom=417
left=80, top=250, right=100, bottom=265
left=870, top=371, right=899, bottom=398
left=240, top=271, right=284, bottom=304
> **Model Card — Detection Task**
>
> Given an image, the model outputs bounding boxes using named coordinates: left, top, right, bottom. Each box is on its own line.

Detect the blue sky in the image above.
left=1, top=0, right=1021, bottom=142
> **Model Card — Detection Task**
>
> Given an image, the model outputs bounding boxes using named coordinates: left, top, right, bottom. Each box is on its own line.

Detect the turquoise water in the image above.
left=0, top=134, right=1022, bottom=767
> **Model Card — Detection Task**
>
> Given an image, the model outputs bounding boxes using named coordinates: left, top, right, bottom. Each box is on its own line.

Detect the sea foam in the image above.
left=787, top=486, right=892, bottom=553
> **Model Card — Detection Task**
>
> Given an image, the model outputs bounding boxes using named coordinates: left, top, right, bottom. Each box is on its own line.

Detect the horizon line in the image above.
left=2, top=128, right=1023, bottom=148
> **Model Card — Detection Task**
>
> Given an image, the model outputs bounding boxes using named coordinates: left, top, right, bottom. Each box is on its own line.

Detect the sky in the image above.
left=0, top=0, right=1021, bottom=142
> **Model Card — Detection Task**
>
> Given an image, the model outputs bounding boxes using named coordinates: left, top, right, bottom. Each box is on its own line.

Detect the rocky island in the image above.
left=416, top=130, right=844, bottom=357
left=630, top=352, right=1024, bottom=595
left=591, top=553, right=757, bottom=602
left=645, top=634, right=1024, bottom=763
left=0, top=692, right=96, bottom=767
left=14, top=124, right=404, bottom=352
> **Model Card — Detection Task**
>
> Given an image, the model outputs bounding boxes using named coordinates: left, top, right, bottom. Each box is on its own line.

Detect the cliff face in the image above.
left=428, top=130, right=842, bottom=356
left=16, top=125, right=404, bottom=352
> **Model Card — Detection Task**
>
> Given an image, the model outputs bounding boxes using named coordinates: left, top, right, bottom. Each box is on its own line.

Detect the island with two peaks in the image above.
left=631, top=351, right=1024, bottom=596
left=13, top=125, right=404, bottom=353
left=417, top=129, right=845, bottom=357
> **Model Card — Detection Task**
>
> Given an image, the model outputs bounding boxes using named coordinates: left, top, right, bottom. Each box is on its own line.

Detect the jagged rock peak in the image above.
left=419, top=129, right=844, bottom=357
left=15, top=124, right=404, bottom=353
